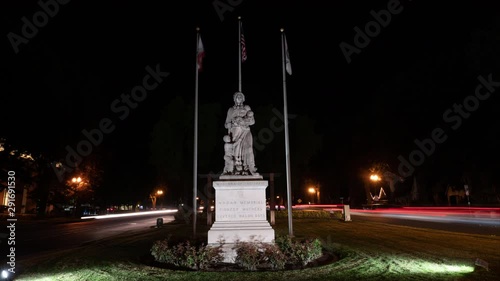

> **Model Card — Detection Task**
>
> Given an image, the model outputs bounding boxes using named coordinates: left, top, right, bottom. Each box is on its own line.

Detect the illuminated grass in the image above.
left=16, top=217, right=498, bottom=281
left=13, top=256, right=481, bottom=281
left=404, top=260, right=474, bottom=274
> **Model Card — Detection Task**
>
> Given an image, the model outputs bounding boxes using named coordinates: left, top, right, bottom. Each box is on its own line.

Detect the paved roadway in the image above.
left=349, top=207, right=500, bottom=236
left=351, top=210, right=500, bottom=236
left=294, top=204, right=500, bottom=235
left=8, top=211, right=177, bottom=262
left=5, top=206, right=499, bottom=269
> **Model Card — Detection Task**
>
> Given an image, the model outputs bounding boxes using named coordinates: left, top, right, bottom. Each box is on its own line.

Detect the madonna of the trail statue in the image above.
left=209, top=91, right=273, bottom=263
left=222, top=91, right=259, bottom=176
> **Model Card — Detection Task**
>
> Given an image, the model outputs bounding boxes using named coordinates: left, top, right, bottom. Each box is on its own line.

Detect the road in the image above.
left=293, top=204, right=500, bottom=235
left=12, top=210, right=177, bottom=261
left=349, top=206, right=500, bottom=236
left=8, top=206, right=500, bottom=264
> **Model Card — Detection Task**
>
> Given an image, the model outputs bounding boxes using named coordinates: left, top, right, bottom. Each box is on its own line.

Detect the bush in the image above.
left=261, top=242, right=287, bottom=270
left=151, top=235, right=324, bottom=271
left=274, top=210, right=338, bottom=219
left=275, top=235, right=323, bottom=266
left=150, top=237, right=224, bottom=270
left=233, top=240, right=264, bottom=271
left=232, top=235, right=323, bottom=270
left=293, top=238, right=323, bottom=266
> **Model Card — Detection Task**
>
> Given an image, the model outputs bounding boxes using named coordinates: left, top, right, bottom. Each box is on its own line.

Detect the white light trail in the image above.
left=81, top=209, right=178, bottom=220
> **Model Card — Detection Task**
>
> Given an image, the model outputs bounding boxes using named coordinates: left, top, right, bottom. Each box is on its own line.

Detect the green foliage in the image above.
left=233, top=240, right=264, bottom=271
left=275, top=209, right=336, bottom=219
left=261, top=242, right=287, bottom=270
left=196, top=243, right=225, bottom=270
left=331, top=210, right=344, bottom=219
left=151, top=234, right=324, bottom=271
left=296, top=238, right=323, bottom=266
left=150, top=238, right=177, bottom=266
left=274, top=235, right=323, bottom=266
left=150, top=237, right=223, bottom=270
left=231, top=238, right=290, bottom=271
left=231, top=235, right=324, bottom=270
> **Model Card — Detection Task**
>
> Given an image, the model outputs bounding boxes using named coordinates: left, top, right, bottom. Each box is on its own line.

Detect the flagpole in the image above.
left=193, top=27, right=200, bottom=238
left=238, top=16, right=242, bottom=92
left=281, top=28, right=293, bottom=237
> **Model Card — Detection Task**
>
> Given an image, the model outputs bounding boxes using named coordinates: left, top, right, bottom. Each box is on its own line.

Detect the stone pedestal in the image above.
left=207, top=178, right=275, bottom=263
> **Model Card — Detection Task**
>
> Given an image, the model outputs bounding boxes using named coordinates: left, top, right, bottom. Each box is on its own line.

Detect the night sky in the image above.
left=2, top=1, right=499, bottom=205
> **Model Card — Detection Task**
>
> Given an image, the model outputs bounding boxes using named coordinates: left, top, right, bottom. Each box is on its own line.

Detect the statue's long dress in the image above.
left=225, top=106, right=256, bottom=173
left=231, top=125, right=255, bottom=170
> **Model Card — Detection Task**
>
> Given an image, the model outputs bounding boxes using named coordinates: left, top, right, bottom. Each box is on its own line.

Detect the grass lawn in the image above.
left=15, top=215, right=500, bottom=281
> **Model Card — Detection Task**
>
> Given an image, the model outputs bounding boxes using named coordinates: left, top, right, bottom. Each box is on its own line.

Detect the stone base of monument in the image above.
left=207, top=179, right=275, bottom=263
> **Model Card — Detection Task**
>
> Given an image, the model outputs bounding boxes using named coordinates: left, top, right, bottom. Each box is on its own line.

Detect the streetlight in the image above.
left=308, top=187, right=317, bottom=204
left=150, top=190, right=163, bottom=210
left=370, top=174, right=381, bottom=182
left=69, top=176, right=85, bottom=216
left=369, top=174, right=386, bottom=202
left=72, top=177, right=81, bottom=183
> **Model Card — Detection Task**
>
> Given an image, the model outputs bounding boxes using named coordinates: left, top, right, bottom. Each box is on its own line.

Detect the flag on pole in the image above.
left=240, top=21, right=247, bottom=62
left=197, top=35, right=205, bottom=71
left=284, top=34, right=292, bottom=75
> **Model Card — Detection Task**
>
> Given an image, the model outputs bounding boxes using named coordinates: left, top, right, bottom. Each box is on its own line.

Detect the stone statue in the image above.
left=223, top=92, right=258, bottom=175
left=223, top=135, right=234, bottom=174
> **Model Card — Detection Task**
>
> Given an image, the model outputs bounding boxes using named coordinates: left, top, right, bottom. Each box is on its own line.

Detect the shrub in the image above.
left=275, top=235, right=323, bottom=266
left=197, top=243, right=225, bottom=270
left=274, top=235, right=297, bottom=263
left=261, top=242, right=287, bottom=270
left=233, top=240, right=263, bottom=271
left=293, top=238, right=323, bottom=266
left=151, top=238, right=178, bottom=265
left=275, top=210, right=335, bottom=219
left=232, top=235, right=324, bottom=270
left=232, top=238, right=288, bottom=271
left=151, top=235, right=324, bottom=271
left=151, top=237, right=223, bottom=270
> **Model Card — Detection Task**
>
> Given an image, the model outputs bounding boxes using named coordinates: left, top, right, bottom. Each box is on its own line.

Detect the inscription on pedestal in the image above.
left=216, top=199, right=266, bottom=221
left=208, top=180, right=275, bottom=263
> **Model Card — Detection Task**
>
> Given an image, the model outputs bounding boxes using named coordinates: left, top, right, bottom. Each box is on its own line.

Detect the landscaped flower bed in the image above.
left=150, top=234, right=337, bottom=271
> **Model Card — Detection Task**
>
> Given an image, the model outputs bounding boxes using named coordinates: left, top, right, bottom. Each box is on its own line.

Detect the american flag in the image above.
left=240, top=21, right=247, bottom=62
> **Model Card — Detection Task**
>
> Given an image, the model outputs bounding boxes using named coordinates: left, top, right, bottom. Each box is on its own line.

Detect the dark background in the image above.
left=1, top=0, right=499, bottom=206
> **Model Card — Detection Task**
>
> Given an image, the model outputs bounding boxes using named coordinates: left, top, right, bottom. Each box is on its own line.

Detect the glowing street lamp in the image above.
left=72, top=177, right=82, bottom=184
left=369, top=174, right=386, bottom=202
left=150, top=190, right=164, bottom=210
left=70, top=176, right=85, bottom=191
left=308, top=187, right=319, bottom=204
left=370, top=174, right=381, bottom=182
left=68, top=176, right=86, bottom=216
